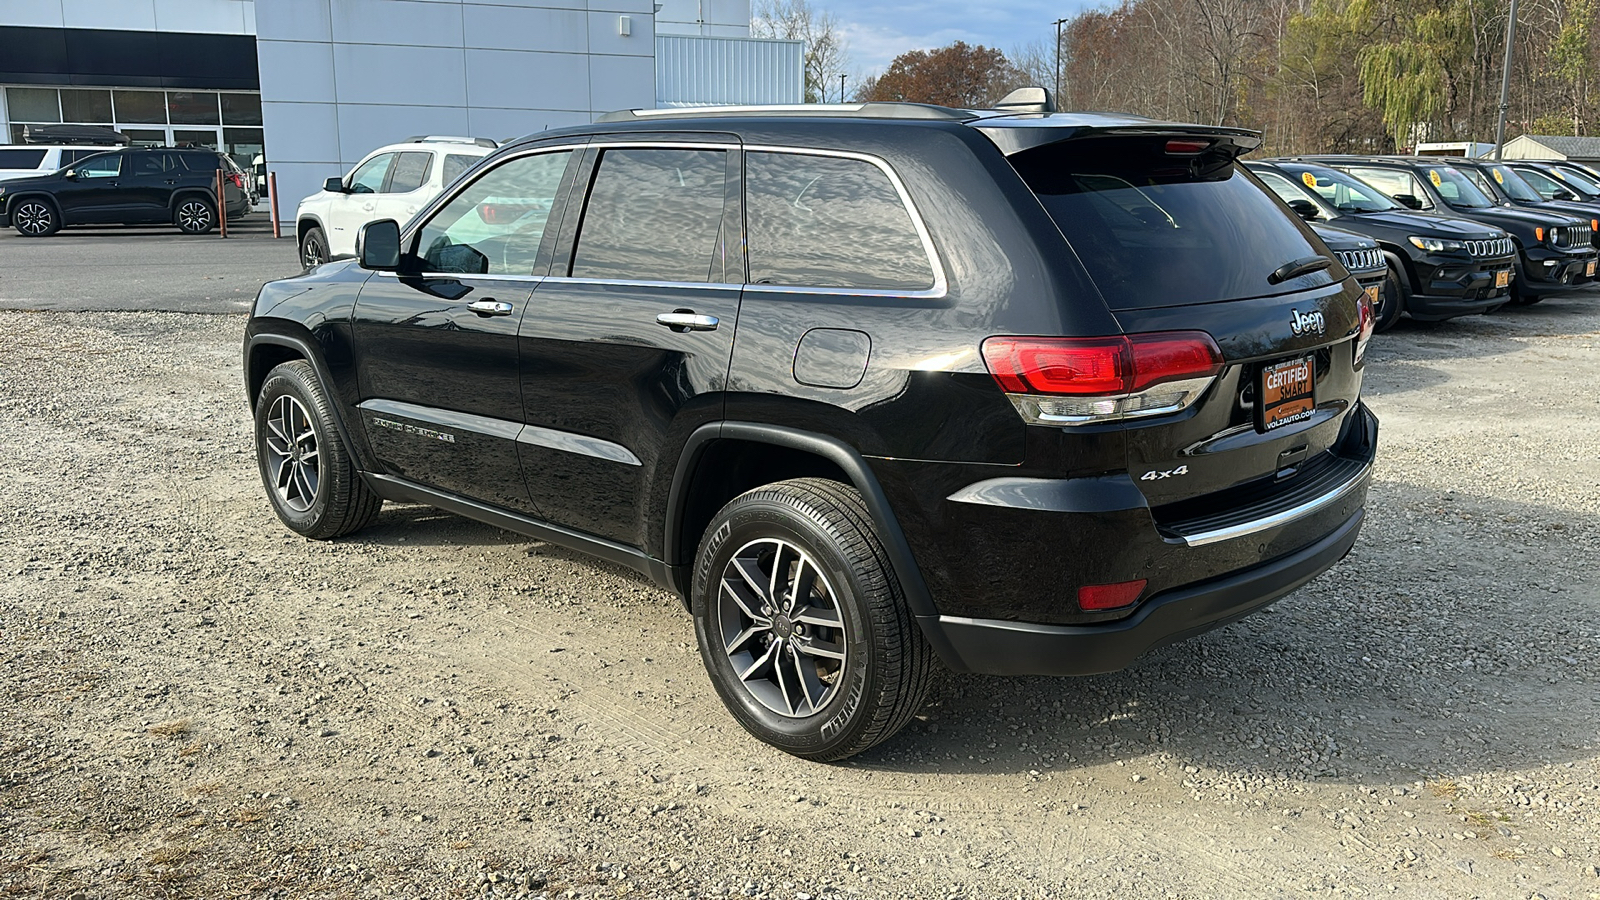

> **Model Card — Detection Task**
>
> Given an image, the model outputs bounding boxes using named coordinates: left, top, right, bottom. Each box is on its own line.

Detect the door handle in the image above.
left=467, top=299, right=514, bottom=317
left=655, top=311, right=719, bottom=332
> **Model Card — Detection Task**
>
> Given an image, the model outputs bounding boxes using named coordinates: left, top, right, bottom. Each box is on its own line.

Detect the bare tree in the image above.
left=751, top=0, right=851, bottom=103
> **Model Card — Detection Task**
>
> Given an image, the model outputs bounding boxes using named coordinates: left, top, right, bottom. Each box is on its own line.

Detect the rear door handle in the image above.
left=655, top=311, right=719, bottom=332
left=467, top=299, right=514, bottom=317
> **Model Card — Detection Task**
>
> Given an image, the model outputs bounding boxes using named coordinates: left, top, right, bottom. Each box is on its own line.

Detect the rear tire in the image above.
left=692, top=478, right=934, bottom=762
left=299, top=226, right=329, bottom=270
left=254, top=360, right=382, bottom=539
left=12, top=199, right=60, bottom=236
left=1375, top=262, right=1406, bottom=332
left=174, top=196, right=216, bottom=235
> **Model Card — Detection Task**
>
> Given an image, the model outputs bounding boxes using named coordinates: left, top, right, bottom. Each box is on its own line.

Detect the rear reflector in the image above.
left=1079, top=579, right=1147, bottom=610
left=981, top=332, right=1222, bottom=396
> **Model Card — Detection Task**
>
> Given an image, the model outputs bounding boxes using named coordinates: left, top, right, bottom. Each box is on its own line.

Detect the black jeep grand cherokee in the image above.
left=245, top=100, right=1378, bottom=760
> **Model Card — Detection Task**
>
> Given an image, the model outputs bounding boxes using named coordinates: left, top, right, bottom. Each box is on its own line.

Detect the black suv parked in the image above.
left=244, top=102, right=1378, bottom=760
left=1248, top=160, right=1515, bottom=329
left=1449, top=158, right=1600, bottom=257
left=0, top=147, right=252, bottom=236
left=1296, top=156, right=1596, bottom=305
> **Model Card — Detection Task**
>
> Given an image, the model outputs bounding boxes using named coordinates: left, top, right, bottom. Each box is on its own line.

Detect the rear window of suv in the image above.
left=0, top=149, right=47, bottom=169
left=1010, top=137, right=1326, bottom=309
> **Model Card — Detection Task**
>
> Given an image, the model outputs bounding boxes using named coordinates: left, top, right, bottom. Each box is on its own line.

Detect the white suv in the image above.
left=0, top=145, right=120, bottom=183
left=294, top=136, right=495, bottom=268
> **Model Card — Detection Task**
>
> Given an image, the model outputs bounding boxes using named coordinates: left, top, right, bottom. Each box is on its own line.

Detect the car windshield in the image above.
left=1012, top=136, right=1328, bottom=308
left=1551, top=166, right=1600, bottom=198
left=1428, top=166, right=1494, bottom=208
left=1482, top=165, right=1544, bottom=203
left=1284, top=164, right=1400, bottom=213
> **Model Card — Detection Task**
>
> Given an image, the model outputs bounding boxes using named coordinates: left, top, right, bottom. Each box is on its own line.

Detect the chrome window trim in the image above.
left=372, top=271, right=545, bottom=285
left=1175, top=459, right=1371, bottom=547
left=742, top=144, right=948, bottom=300
left=539, top=275, right=742, bottom=291
left=358, top=399, right=641, bottom=466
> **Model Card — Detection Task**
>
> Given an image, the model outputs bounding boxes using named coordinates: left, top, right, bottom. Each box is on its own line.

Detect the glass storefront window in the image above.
left=221, top=93, right=262, bottom=126
left=8, top=87, right=61, bottom=122
left=60, top=89, right=113, bottom=123
left=168, top=92, right=220, bottom=125
left=113, top=90, right=168, bottom=124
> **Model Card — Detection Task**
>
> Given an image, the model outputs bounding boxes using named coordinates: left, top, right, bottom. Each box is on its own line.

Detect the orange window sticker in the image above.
left=1302, top=171, right=1319, bottom=188
left=1428, top=170, right=1442, bottom=187
left=1492, top=168, right=1505, bottom=184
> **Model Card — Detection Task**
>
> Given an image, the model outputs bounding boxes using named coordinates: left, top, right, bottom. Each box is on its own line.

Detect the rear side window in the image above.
left=0, top=149, right=47, bottom=169
left=62, top=149, right=98, bottom=166
left=1012, top=137, right=1326, bottom=309
left=745, top=151, right=935, bottom=291
left=388, top=151, right=432, bottom=193
left=571, top=148, right=729, bottom=284
left=443, top=153, right=479, bottom=185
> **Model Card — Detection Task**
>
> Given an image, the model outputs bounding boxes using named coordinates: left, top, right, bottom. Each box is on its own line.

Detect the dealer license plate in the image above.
left=1260, top=355, right=1316, bottom=432
left=1588, top=260, right=1596, bottom=278
left=1495, top=270, right=1511, bottom=288
left=1363, top=284, right=1380, bottom=307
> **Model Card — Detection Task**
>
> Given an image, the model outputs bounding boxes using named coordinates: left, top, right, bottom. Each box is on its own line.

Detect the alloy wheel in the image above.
left=716, top=538, right=849, bottom=717
left=178, top=200, right=212, bottom=232
left=15, top=202, right=52, bottom=235
left=302, top=237, right=325, bottom=268
left=263, top=395, right=320, bottom=512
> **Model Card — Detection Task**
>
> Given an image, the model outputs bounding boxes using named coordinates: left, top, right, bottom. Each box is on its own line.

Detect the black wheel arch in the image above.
left=297, top=215, right=325, bottom=246
left=5, top=192, right=61, bottom=219
left=169, top=188, right=217, bottom=214
left=244, top=325, right=373, bottom=477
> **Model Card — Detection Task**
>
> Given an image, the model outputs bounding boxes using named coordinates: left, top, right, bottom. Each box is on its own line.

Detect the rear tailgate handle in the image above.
left=656, top=311, right=719, bottom=332
left=467, top=299, right=514, bottom=317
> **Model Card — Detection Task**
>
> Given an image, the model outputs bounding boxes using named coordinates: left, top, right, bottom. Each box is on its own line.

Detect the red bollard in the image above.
left=268, top=171, right=281, bottom=239
left=215, top=168, right=229, bottom=238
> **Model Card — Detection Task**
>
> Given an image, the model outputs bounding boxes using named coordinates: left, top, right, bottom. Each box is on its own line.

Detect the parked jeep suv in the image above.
left=0, top=147, right=251, bottom=235
left=245, top=102, right=1378, bottom=760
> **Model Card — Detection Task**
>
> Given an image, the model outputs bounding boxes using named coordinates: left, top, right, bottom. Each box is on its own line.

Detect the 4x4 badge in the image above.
left=1289, top=308, right=1326, bottom=336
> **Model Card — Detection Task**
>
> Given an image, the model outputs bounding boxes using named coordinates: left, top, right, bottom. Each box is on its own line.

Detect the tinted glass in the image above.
left=220, top=93, right=263, bottom=126
left=388, top=151, right=432, bottom=193
left=0, top=149, right=47, bottom=169
left=1345, top=167, right=1426, bottom=205
left=6, top=87, right=59, bottom=122
left=1427, top=167, right=1493, bottom=208
left=571, top=148, right=728, bottom=283
left=1552, top=166, right=1600, bottom=197
left=59, top=89, right=111, bottom=123
left=168, top=92, right=220, bottom=125
left=417, top=149, right=573, bottom=276
left=113, top=90, right=167, bottom=123
left=1514, top=167, right=1566, bottom=200
left=62, top=148, right=99, bottom=166
left=1254, top=169, right=1324, bottom=213
left=348, top=153, right=394, bottom=193
left=746, top=152, right=934, bottom=291
left=77, top=154, right=122, bottom=177
left=131, top=153, right=169, bottom=175
left=443, top=153, right=479, bottom=185
left=1013, top=137, right=1326, bottom=308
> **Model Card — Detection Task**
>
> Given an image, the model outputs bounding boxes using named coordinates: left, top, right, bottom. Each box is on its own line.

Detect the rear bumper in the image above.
left=923, top=506, right=1364, bottom=676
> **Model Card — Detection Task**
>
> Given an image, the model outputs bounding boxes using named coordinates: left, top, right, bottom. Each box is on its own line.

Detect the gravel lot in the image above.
left=1, top=292, right=1597, bottom=899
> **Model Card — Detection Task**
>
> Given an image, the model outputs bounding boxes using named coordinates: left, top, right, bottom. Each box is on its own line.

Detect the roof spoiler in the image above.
left=976, top=122, right=1262, bottom=158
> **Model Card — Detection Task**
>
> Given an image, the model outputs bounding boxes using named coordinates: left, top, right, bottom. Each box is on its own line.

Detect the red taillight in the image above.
left=981, top=332, right=1222, bottom=397
left=1079, top=579, right=1147, bottom=611
left=228, top=171, right=245, bottom=189
left=1165, top=139, right=1211, bottom=155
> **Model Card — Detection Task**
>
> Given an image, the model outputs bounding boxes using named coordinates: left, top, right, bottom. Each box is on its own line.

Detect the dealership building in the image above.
left=0, top=0, right=800, bottom=222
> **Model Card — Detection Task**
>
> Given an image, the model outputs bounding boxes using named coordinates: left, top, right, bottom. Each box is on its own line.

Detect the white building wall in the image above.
left=656, top=35, right=800, bottom=107
left=655, top=0, right=749, bottom=37
left=256, top=0, right=658, bottom=223
left=0, top=0, right=255, bottom=34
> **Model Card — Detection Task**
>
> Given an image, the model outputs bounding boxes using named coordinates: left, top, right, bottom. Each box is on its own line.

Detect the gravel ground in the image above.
left=1, top=297, right=1597, bottom=900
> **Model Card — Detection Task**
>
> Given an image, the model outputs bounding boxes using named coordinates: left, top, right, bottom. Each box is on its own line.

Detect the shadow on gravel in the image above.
left=1367, top=290, right=1600, bottom=372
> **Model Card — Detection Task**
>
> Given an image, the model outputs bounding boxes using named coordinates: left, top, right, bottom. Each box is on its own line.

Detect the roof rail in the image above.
left=596, top=103, right=975, bottom=123
left=403, top=135, right=499, bottom=148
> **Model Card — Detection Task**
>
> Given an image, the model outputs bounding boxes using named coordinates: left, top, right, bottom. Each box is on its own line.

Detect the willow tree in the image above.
left=1353, top=0, right=1475, bottom=146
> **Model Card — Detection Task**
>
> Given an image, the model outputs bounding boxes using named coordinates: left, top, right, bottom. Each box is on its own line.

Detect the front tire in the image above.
left=175, top=196, right=216, bottom=234
left=1375, top=262, right=1406, bottom=332
left=12, top=199, right=60, bottom=236
left=254, top=360, right=381, bottom=539
left=692, top=478, right=934, bottom=762
left=299, top=226, right=329, bottom=270
left=1507, top=259, right=1542, bottom=306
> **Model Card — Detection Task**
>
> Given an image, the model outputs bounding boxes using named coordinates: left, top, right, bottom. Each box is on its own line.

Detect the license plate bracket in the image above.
left=1495, top=269, right=1511, bottom=288
left=1587, top=260, right=1596, bottom=278
left=1259, top=355, right=1316, bottom=432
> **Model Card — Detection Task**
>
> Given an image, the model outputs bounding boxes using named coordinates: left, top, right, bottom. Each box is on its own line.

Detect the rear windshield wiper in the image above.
left=1267, top=255, right=1332, bottom=285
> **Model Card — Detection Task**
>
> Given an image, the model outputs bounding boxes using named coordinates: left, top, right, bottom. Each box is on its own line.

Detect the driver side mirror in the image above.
left=1392, top=193, right=1423, bottom=210
left=357, top=219, right=402, bottom=271
left=1287, top=198, right=1319, bottom=221
left=324, top=176, right=347, bottom=194
left=63, top=169, right=77, bottom=180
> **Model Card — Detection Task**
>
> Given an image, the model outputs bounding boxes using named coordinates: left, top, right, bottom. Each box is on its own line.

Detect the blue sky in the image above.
left=831, top=0, right=1103, bottom=78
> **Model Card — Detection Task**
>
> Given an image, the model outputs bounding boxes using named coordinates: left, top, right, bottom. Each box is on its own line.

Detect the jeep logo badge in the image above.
left=1289, top=308, right=1326, bottom=336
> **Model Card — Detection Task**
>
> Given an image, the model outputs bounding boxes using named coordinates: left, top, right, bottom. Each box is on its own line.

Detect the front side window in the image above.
left=571, top=148, right=729, bottom=283
left=1283, top=165, right=1398, bottom=213
left=1486, top=166, right=1546, bottom=203
left=387, top=152, right=432, bottom=193
left=1346, top=167, right=1427, bottom=207
left=746, top=151, right=935, bottom=291
left=1427, top=167, right=1493, bottom=208
left=76, top=154, right=122, bottom=177
left=415, top=149, right=574, bottom=276
left=348, top=153, right=394, bottom=194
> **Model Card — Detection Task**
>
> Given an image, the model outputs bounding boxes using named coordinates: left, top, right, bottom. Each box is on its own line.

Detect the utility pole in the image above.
left=1493, top=0, right=1520, bottom=159
left=1053, top=18, right=1068, bottom=105
left=839, top=73, right=847, bottom=103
